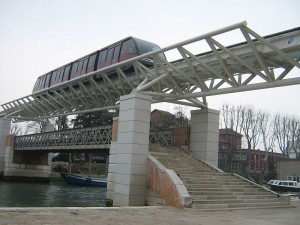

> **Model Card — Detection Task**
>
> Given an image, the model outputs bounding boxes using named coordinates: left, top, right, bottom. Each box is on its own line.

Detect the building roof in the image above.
left=151, top=109, right=174, bottom=117
left=219, top=128, right=243, bottom=137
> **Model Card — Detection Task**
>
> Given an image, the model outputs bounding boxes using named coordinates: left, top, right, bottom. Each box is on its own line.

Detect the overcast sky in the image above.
left=0, top=0, right=299, bottom=117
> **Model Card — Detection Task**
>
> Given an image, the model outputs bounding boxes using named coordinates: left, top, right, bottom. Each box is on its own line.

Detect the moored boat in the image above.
left=268, top=176, right=300, bottom=192
left=60, top=172, right=107, bottom=187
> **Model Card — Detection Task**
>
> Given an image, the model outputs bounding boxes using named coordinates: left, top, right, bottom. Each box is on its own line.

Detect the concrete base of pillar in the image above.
left=113, top=93, right=151, bottom=206
left=1, top=135, right=51, bottom=182
left=0, top=118, right=11, bottom=173
left=190, top=109, right=220, bottom=167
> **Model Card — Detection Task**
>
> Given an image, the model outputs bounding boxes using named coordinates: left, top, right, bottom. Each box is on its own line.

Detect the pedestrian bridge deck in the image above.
left=14, top=126, right=112, bottom=152
left=13, top=126, right=174, bottom=152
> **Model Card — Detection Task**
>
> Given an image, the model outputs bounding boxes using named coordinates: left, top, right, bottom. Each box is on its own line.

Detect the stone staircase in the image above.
left=149, top=145, right=291, bottom=210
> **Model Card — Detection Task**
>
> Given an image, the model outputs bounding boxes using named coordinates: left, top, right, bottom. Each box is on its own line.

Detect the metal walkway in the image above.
left=1, top=21, right=300, bottom=121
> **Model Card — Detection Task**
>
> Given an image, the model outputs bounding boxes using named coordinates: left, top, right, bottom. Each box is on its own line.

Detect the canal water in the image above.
left=0, top=178, right=107, bottom=207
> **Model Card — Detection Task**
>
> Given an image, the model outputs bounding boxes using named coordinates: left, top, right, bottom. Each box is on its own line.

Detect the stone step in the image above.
left=186, top=187, right=263, bottom=192
left=193, top=198, right=285, bottom=205
left=192, top=194, right=278, bottom=200
left=189, top=191, right=273, bottom=196
left=191, top=201, right=291, bottom=210
left=184, top=184, right=255, bottom=189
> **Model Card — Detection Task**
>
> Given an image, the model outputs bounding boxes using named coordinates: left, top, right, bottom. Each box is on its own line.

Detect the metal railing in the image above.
left=149, top=130, right=173, bottom=146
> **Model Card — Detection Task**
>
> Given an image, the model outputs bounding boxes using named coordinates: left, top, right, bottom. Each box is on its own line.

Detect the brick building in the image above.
left=218, top=128, right=284, bottom=172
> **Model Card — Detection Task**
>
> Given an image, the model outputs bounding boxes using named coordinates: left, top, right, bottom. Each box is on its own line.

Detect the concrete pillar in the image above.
left=106, top=117, right=119, bottom=206
left=190, top=108, right=219, bottom=167
left=0, top=118, right=11, bottom=174
left=113, top=93, right=152, bottom=206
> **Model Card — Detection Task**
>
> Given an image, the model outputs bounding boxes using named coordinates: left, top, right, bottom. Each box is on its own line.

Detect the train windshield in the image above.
left=134, top=38, right=166, bottom=60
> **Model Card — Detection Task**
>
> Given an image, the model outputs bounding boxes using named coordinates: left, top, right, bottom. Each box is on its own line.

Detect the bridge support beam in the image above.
left=113, top=93, right=152, bottom=206
left=190, top=109, right=219, bottom=167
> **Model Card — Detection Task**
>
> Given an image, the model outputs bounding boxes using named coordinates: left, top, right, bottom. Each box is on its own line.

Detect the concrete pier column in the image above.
left=113, top=93, right=152, bottom=206
left=0, top=118, right=11, bottom=174
left=190, top=109, right=219, bottom=167
left=106, top=117, right=119, bottom=206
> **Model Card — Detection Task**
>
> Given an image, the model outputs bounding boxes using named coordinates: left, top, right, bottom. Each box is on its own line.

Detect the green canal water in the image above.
left=0, top=178, right=107, bottom=207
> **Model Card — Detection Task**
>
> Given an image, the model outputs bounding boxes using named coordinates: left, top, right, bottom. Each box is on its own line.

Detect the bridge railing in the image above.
left=149, top=130, right=173, bottom=146
left=14, top=125, right=112, bottom=151
left=14, top=127, right=177, bottom=151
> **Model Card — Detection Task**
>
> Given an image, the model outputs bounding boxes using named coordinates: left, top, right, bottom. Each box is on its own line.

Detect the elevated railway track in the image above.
left=1, top=21, right=300, bottom=122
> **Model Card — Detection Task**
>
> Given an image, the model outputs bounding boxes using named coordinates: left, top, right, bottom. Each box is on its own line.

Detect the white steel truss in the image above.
left=1, top=21, right=300, bottom=121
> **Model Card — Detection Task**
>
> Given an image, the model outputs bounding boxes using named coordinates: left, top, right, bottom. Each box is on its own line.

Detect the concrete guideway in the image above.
left=0, top=200, right=299, bottom=225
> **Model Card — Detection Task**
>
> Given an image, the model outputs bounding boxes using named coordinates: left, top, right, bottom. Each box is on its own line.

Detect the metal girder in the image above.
left=1, top=21, right=300, bottom=121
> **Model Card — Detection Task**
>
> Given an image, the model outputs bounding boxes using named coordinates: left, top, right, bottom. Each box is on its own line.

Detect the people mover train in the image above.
left=32, top=37, right=165, bottom=93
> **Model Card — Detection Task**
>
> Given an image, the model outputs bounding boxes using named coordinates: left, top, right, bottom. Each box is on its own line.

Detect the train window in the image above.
left=120, top=39, right=137, bottom=62
left=87, top=53, right=97, bottom=73
left=63, top=64, right=71, bottom=82
left=58, top=68, right=64, bottom=82
left=80, top=57, right=88, bottom=75
left=39, top=77, right=44, bottom=88
left=106, top=48, right=114, bottom=66
left=77, top=60, right=84, bottom=75
left=112, top=44, right=121, bottom=64
left=45, top=73, right=51, bottom=88
left=50, top=70, right=58, bottom=86
left=34, top=79, right=39, bottom=89
left=70, top=61, right=79, bottom=79
left=97, top=49, right=108, bottom=69
left=135, top=38, right=166, bottom=60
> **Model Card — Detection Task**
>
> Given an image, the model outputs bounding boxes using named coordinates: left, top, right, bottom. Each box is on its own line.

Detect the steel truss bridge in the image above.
left=14, top=126, right=173, bottom=151
left=14, top=126, right=112, bottom=151
left=1, top=21, right=300, bottom=121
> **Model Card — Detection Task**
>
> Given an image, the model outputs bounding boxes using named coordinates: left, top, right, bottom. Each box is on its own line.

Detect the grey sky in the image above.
left=0, top=0, right=299, bottom=117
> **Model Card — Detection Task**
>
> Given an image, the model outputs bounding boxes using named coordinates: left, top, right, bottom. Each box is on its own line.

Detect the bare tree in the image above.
left=289, top=116, right=300, bottom=159
left=25, top=121, right=43, bottom=134
left=258, top=111, right=275, bottom=153
left=273, top=114, right=292, bottom=158
left=173, top=105, right=189, bottom=127
left=221, top=104, right=243, bottom=171
left=240, top=105, right=260, bottom=150
left=10, top=123, right=22, bottom=135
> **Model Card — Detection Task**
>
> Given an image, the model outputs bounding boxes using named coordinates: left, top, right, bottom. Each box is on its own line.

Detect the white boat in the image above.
left=268, top=176, right=300, bottom=192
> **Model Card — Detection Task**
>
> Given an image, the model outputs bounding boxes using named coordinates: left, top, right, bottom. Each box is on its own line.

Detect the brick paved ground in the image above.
left=0, top=200, right=299, bottom=225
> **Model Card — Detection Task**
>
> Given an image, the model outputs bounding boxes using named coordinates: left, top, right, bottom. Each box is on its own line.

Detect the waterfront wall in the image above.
left=146, top=155, right=192, bottom=208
